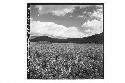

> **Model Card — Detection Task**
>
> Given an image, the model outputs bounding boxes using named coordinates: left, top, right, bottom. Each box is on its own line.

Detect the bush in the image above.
left=27, top=43, right=104, bottom=79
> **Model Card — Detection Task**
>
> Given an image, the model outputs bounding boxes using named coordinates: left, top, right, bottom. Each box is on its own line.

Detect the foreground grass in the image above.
left=28, top=43, right=104, bottom=79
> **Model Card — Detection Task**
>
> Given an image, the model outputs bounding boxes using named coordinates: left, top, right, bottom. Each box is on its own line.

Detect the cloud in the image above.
left=51, top=8, right=74, bottom=16
left=35, top=5, right=75, bottom=16
left=31, top=5, right=103, bottom=37
left=81, top=7, right=103, bottom=35
left=76, top=5, right=102, bottom=18
left=82, top=19, right=103, bottom=34
left=91, top=8, right=103, bottom=21
left=35, top=5, right=102, bottom=17
left=30, top=21, right=85, bottom=38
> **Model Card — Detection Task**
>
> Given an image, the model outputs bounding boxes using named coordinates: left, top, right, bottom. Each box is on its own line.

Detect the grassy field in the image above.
left=28, top=42, right=104, bottom=79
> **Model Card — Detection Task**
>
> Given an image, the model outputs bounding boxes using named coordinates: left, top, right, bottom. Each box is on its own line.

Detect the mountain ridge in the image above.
left=29, top=32, right=104, bottom=44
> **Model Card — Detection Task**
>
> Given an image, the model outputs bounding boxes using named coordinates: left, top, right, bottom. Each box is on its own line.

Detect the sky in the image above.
left=30, top=5, right=103, bottom=38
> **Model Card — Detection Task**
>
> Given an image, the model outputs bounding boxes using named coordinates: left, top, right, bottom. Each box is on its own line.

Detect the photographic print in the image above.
left=27, top=3, right=104, bottom=79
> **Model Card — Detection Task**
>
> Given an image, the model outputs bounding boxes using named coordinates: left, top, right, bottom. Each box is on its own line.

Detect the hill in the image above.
left=29, top=32, right=104, bottom=44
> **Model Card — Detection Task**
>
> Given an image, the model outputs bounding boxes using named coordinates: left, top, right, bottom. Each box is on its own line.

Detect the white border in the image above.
left=0, top=0, right=125, bottom=83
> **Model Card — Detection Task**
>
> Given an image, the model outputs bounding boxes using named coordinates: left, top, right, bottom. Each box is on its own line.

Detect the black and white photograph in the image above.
left=27, top=3, right=104, bottom=79
left=1, top=0, right=125, bottom=82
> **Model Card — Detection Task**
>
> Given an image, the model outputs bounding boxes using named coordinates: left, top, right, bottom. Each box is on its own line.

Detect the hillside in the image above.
left=29, top=32, right=104, bottom=44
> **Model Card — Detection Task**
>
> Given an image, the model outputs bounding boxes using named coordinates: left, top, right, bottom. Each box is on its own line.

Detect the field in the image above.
left=27, top=42, right=104, bottom=79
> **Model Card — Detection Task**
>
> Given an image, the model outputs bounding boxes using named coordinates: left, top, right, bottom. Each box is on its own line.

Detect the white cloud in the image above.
left=91, top=9, right=103, bottom=21
left=35, top=5, right=75, bottom=16
left=82, top=19, right=103, bottom=34
left=30, top=21, right=85, bottom=38
left=81, top=8, right=103, bottom=35
left=51, top=8, right=74, bottom=16
left=35, top=5, right=103, bottom=17
left=77, top=15, right=84, bottom=18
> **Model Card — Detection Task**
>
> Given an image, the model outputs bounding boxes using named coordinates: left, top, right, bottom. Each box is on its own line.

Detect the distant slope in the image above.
left=79, top=32, right=104, bottom=44
left=29, top=32, right=104, bottom=44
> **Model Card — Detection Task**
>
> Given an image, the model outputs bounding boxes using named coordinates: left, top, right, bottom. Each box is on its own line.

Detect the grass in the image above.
left=27, top=42, right=104, bottom=79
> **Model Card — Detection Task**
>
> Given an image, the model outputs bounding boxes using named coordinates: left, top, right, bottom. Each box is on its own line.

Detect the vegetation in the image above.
left=27, top=43, right=104, bottom=79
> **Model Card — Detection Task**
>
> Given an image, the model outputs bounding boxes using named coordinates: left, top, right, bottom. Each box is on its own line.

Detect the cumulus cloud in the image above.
left=30, top=21, right=85, bottom=38
left=81, top=7, right=103, bottom=35
left=91, top=8, right=103, bottom=21
left=31, top=5, right=103, bottom=37
left=35, top=5, right=75, bottom=16
left=51, top=8, right=74, bottom=16
left=82, top=19, right=103, bottom=34
left=35, top=5, right=102, bottom=17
